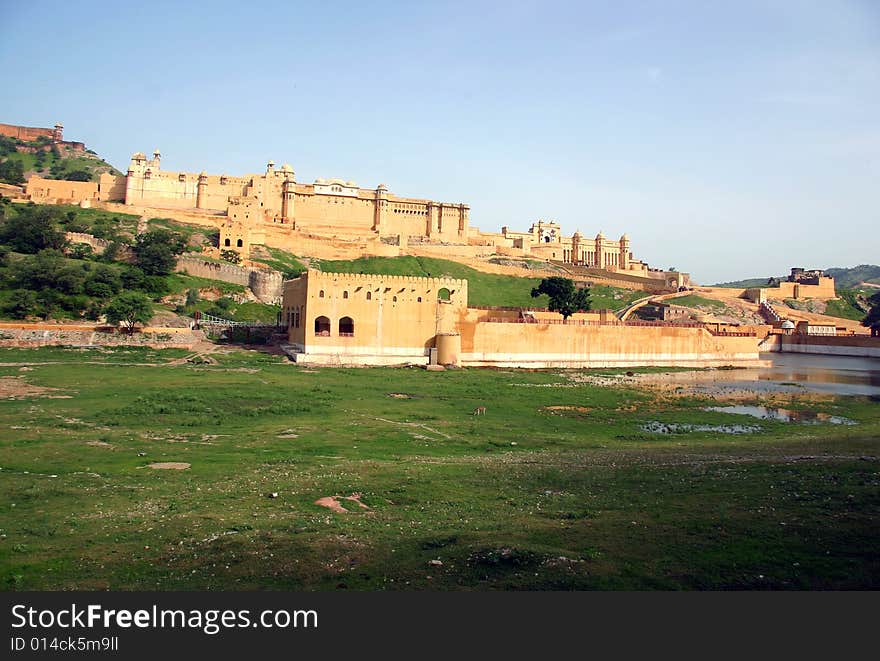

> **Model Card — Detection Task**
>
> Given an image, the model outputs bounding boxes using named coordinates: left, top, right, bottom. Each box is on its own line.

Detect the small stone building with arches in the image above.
left=282, top=270, right=770, bottom=368
left=283, top=270, right=467, bottom=365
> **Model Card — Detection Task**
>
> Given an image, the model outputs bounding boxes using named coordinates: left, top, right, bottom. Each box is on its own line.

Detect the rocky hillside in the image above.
left=0, top=134, right=120, bottom=186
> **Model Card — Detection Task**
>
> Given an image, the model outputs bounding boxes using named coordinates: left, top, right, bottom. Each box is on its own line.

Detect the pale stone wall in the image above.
left=774, top=279, right=836, bottom=300
left=98, top=173, right=127, bottom=201
left=459, top=320, right=764, bottom=368
left=176, top=255, right=283, bottom=303
left=26, top=177, right=99, bottom=202
left=0, top=323, right=203, bottom=349
left=25, top=175, right=127, bottom=204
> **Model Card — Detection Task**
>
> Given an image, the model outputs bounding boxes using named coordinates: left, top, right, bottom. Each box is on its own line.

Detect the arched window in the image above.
left=438, top=288, right=451, bottom=301
left=224, top=238, right=230, bottom=247
left=366, top=291, right=372, bottom=300
left=417, top=297, right=422, bottom=302
left=392, top=296, right=397, bottom=302
left=544, top=235, right=551, bottom=243
left=339, top=316, right=354, bottom=336
left=236, top=239, right=243, bottom=248
left=314, top=316, right=331, bottom=336
left=319, top=290, right=325, bottom=298
left=343, top=291, right=349, bottom=299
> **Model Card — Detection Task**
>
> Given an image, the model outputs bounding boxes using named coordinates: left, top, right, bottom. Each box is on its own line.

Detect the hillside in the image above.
left=0, top=134, right=121, bottom=185
left=714, top=264, right=880, bottom=289
left=824, top=265, right=880, bottom=289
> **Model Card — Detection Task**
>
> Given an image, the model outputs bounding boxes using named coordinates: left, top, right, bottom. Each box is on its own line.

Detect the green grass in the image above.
left=666, top=294, right=728, bottom=314
left=147, top=218, right=217, bottom=250
left=823, top=289, right=870, bottom=322
left=1, top=147, right=120, bottom=181
left=55, top=204, right=141, bottom=237
left=0, top=347, right=877, bottom=590
left=250, top=247, right=307, bottom=277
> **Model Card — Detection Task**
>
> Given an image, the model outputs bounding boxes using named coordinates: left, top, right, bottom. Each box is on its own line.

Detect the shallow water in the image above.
left=628, top=353, right=880, bottom=398
left=641, top=421, right=761, bottom=435
left=704, top=405, right=856, bottom=425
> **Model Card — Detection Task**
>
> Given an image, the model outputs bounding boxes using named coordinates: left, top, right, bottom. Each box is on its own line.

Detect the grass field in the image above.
left=0, top=346, right=877, bottom=590
left=666, top=294, right=729, bottom=314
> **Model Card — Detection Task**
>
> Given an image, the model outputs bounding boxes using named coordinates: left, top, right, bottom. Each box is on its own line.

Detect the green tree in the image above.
left=4, top=289, right=38, bottom=319
left=133, top=229, right=186, bottom=276
left=0, top=205, right=67, bottom=253
left=220, top=248, right=242, bottom=264
left=60, top=170, right=92, bottom=182
left=105, top=292, right=153, bottom=334
left=862, top=291, right=880, bottom=331
left=0, top=159, right=26, bottom=185
left=530, top=277, right=591, bottom=320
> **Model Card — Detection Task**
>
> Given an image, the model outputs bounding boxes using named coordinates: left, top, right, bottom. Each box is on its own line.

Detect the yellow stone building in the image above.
left=122, top=151, right=469, bottom=248
left=283, top=270, right=768, bottom=368
left=23, top=150, right=681, bottom=287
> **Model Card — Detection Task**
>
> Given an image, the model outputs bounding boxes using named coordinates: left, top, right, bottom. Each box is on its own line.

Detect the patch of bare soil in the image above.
left=277, top=429, right=299, bottom=439
left=147, top=462, right=191, bottom=470
left=0, top=376, right=70, bottom=399
left=543, top=405, right=593, bottom=413
left=86, top=441, right=114, bottom=448
left=315, top=493, right=372, bottom=513
left=387, top=393, right=413, bottom=399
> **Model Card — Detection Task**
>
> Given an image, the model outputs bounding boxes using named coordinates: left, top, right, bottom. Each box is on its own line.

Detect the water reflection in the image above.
left=704, top=405, right=856, bottom=425
left=626, top=353, right=880, bottom=397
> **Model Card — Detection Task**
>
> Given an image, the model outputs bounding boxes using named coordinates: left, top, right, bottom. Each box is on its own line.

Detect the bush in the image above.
left=0, top=205, right=67, bottom=253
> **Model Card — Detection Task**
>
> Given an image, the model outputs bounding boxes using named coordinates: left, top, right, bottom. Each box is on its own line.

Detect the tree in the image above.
left=60, top=170, right=92, bottom=182
left=220, top=249, right=242, bottom=264
left=133, top=229, right=186, bottom=276
left=104, top=292, right=153, bottom=334
left=4, top=289, right=38, bottom=319
left=0, top=205, right=67, bottom=253
left=862, top=291, right=880, bottom=331
left=530, top=277, right=591, bottom=320
left=0, top=159, right=25, bottom=185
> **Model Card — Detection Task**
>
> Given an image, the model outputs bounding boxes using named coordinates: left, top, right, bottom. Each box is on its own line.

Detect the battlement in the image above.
left=289, top=269, right=466, bottom=290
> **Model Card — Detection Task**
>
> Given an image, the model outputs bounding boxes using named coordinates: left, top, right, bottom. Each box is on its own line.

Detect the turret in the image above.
left=619, top=233, right=630, bottom=269
left=280, top=164, right=295, bottom=223
left=196, top=171, right=208, bottom=210
left=374, top=184, right=389, bottom=232
left=571, top=231, right=582, bottom=265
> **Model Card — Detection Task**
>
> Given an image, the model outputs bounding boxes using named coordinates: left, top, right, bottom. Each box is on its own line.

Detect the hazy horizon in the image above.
left=1, top=0, right=878, bottom=283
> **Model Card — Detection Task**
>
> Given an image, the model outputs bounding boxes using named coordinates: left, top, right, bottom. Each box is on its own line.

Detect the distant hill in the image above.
left=713, top=276, right=775, bottom=289
left=714, top=265, right=880, bottom=290
left=823, top=265, right=880, bottom=289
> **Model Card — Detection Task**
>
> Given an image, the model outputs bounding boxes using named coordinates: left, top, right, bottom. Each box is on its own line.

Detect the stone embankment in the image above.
left=0, top=323, right=204, bottom=349
left=175, top=255, right=283, bottom=303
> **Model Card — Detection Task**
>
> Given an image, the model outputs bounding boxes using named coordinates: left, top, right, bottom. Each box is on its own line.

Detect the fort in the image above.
left=0, top=122, right=86, bottom=153
left=15, top=140, right=685, bottom=288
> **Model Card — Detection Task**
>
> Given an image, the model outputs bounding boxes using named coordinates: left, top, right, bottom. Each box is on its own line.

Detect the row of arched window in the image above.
left=314, top=316, right=354, bottom=337
left=223, top=238, right=244, bottom=247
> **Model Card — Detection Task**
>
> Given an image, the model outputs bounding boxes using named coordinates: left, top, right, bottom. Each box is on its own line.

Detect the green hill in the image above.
left=0, top=134, right=120, bottom=185
left=824, top=265, right=880, bottom=289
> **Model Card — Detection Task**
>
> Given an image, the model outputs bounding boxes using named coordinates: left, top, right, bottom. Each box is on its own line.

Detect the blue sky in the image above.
left=1, top=0, right=878, bottom=283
